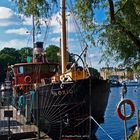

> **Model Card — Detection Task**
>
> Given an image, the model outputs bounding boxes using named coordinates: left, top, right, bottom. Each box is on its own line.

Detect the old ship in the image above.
left=7, top=0, right=110, bottom=139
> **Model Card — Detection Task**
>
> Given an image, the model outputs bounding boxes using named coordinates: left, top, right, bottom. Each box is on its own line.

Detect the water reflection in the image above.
left=96, top=86, right=140, bottom=140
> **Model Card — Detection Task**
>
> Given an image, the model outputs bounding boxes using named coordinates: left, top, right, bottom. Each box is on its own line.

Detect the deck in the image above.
left=0, top=105, right=51, bottom=140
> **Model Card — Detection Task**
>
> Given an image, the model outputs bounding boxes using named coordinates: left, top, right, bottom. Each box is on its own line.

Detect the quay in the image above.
left=0, top=105, right=51, bottom=140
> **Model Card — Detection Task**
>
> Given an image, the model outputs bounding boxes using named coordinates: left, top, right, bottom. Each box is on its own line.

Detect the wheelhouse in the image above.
left=11, top=62, right=59, bottom=94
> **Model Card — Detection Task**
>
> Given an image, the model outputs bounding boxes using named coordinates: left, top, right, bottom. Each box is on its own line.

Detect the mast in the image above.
left=32, top=15, right=36, bottom=62
left=32, top=15, right=44, bottom=63
left=32, top=15, right=35, bottom=48
left=61, top=0, right=67, bottom=74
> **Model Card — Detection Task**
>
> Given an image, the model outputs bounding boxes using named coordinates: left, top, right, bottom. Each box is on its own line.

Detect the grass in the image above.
left=129, top=131, right=138, bottom=140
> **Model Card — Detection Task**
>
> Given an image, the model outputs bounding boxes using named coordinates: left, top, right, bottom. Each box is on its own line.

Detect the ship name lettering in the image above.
left=51, top=89, right=74, bottom=96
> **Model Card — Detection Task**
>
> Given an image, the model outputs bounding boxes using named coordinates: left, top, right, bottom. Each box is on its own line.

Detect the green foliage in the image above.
left=13, top=0, right=51, bottom=17
left=74, top=0, right=96, bottom=44
left=45, top=45, right=60, bottom=62
left=74, top=0, right=140, bottom=70
left=12, top=0, right=57, bottom=27
left=129, top=131, right=138, bottom=140
left=0, top=47, right=32, bottom=82
left=0, top=53, right=16, bottom=82
left=45, top=45, right=74, bottom=63
left=4, top=0, right=140, bottom=78
left=0, top=48, right=21, bottom=63
left=19, top=47, right=33, bottom=62
left=133, top=61, right=140, bottom=76
left=88, top=67, right=100, bottom=78
left=12, top=0, right=140, bottom=70
left=0, top=53, right=15, bottom=64
left=0, top=45, right=77, bottom=82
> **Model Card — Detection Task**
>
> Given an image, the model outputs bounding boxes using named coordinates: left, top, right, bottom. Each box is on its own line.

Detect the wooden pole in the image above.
left=137, top=110, right=140, bottom=140
left=8, top=89, right=11, bottom=140
left=121, top=84, right=128, bottom=140
left=61, top=0, right=67, bottom=74
left=32, top=15, right=35, bottom=48
left=37, top=91, right=40, bottom=139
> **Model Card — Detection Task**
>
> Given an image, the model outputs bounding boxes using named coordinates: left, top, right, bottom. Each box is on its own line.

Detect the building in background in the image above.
left=100, top=67, right=134, bottom=81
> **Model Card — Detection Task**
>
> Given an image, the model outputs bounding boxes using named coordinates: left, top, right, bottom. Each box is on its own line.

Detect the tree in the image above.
left=18, top=47, right=33, bottom=62
left=74, top=0, right=140, bottom=69
left=13, top=0, right=52, bottom=17
left=45, top=45, right=74, bottom=63
left=45, top=45, right=60, bottom=62
left=12, top=0, right=140, bottom=69
left=12, top=0, right=57, bottom=28
left=0, top=48, right=21, bottom=82
left=0, top=48, right=21, bottom=63
left=89, top=67, right=100, bottom=78
left=0, top=47, right=32, bottom=82
left=0, top=53, right=16, bottom=82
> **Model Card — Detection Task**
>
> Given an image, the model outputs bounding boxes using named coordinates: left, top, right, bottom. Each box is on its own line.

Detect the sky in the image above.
left=0, top=0, right=116, bottom=71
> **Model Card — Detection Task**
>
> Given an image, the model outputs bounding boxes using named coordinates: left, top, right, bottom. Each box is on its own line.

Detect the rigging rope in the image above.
left=90, top=116, right=114, bottom=140
left=66, top=1, right=94, bottom=68
left=39, top=80, right=89, bottom=136
left=29, top=90, right=35, bottom=113
left=42, top=82, right=77, bottom=120
left=43, top=2, right=57, bottom=46
left=18, top=95, right=26, bottom=112
left=26, top=29, right=32, bottom=48
left=67, top=1, right=87, bottom=48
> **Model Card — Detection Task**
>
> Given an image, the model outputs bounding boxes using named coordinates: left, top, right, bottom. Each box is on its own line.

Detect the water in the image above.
left=96, top=86, right=140, bottom=140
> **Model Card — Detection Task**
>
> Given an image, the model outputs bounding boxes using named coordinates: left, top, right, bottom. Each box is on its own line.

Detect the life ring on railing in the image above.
left=24, top=76, right=32, bottom=83
left=117, top=99, right=135, bottom=120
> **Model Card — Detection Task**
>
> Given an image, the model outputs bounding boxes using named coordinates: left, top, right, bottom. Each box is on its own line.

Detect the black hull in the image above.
left=32, top=77, right=110, bottom=140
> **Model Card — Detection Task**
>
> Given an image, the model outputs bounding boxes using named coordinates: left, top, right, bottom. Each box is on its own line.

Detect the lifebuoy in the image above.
left=24, top=76, right=32, bottom=83
left=117, top=99, right=135, bottom=120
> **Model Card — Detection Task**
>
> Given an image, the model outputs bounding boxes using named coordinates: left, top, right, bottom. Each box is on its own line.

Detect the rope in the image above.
left=18, top=95, right=26, bottom=111
left=29, top=90, right=35, bottom=112
left=43, top=1, right=57, bottom=46
left=67, top=2, right=94, bottom=68
left=66, top=2, right=94, bottom=71
left=42, top=82, right=77, bottom=120
left=26, top=29, right=32, bottom=48
left=67, top=1, right=87, bottom=48
left=90, top=116, right=114, bottom=140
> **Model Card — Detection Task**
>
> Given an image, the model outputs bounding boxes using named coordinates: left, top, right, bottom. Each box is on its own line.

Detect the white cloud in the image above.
left=83, top=51, right=103, bottom=70
left=90, top=60, right=105, bottom=71
left=88, top=53, right=102, bottom=59
left=67, top=16, right=77, bottom=33
left=52, top=13, right=60, bottom=26
left=68, top=38, right=75, bottom=42
left=0, top=39, right=30, bottom=50
left=0, top=7, right=19, bottom=26
left=50, top=12, right=61, bottom=33
left=22, top=16, right=33, bottom=26
left=50, top=12, right=76, bottom=33
left=18, top=12, right=77, bottom=34
left=50, top=37, right=76, bottom=47
left=50, top=37, right=61, bottom=43
left=22, top=15, right=47, bottom=26
left=5, top=28, right=28, bottom=35
left=0, top=20, right=18, bottom=26
left=0, top=7, right=14, bottom=19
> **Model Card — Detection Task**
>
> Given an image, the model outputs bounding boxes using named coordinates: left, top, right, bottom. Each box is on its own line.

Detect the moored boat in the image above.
left=7, top=0, right=110, bottom=139
left=108, top=75, right=122, bottom=87
left=110, top=80, right=122, bottom=87
left=124, top=79, right=140, bottom=86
